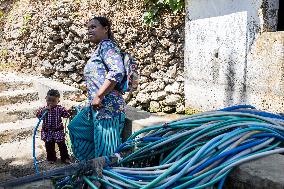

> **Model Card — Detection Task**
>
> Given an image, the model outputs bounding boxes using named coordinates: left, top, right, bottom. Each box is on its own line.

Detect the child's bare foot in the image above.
left=61, top=159, right=71, bottom=164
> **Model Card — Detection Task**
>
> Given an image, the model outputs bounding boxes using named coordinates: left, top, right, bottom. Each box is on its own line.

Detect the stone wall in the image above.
left=0, top=0, right=185, bottom=113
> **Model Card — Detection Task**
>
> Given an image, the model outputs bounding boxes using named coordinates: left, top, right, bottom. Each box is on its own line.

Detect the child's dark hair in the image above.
left=47, top=89, right=60, bottom=98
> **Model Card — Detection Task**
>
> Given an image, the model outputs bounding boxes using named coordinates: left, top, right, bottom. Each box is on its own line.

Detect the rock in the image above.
left=78, top=82, right=87, bottom=92
left=54, top=71, right=68, bottom=79
left=136, top=92, right=151, bottom=104
left=145, top=80, right=165, bottom=92
left=139, top=83, right=149, bottom=90
left=154, top=52, right=173, bottom=66
left=169, top=45, right=176, bottom=53
left=50, top=20, right=59, bottom=29
left=166, top=65, right=177, bottom=78
left=123, top=92, right=132, bottom=103
left=54, top=43, right=65, bottom=52
left=24, top=43, right=37, bottom=58
left=75, top=60, right=86, bottom=69
left=162, top=106, right=175, bottom=113
left=150, top=70, right=165, bottom=80
left=176, top=75, right=184, bottom=82
left=64, top=52, right=78, bottom=62
left=141, top=65, right=157, bottom=77
left=149, top=101, right=160, bottom=112
left=128, top=99, right=138, bottom=107
left=69, top=72, right=83, bottom=82
left=150, top=91, right=167, bottom=101
left=40, top=60, right=54, bottom=75
left=163, top=94, right=181, bottom=106
left=176, top=103, right=185, bottom=114
left=9, top=30, right=21, bottom=40
left=159, top=38, right=171, bottom=48
left=63, top=79, right=73, bottom=85
left=165, top=82, right=181, bottom=94
left=138, top=76, right=149, bottom=84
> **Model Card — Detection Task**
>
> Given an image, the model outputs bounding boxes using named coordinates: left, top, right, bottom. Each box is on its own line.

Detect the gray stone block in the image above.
left=33, top=77, right=81, bottom=103
left=226, top=154, right=284, bottom=189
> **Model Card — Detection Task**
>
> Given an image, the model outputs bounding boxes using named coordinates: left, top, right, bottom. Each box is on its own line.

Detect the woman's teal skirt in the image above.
left=68, top=107, right=125, bottom=161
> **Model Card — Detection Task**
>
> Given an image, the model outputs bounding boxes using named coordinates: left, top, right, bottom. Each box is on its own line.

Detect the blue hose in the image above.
left=33, top=110, right=48, bottom=174
left=218, top=104, right=256, bottom=111
left=189, top=138, right=268, bottom=175
left=54, top=104, right=284, bottom=189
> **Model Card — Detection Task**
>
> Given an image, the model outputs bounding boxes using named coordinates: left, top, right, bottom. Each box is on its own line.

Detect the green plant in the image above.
left=143, top=0, right=184, bottom=25
left=23, top=13, right=32, bottom=23
left=0, top=48, right=8, bottom=58
left=0, top=61, right=17, bottom=71
left=73, top=0, right=81, bottom=4
left=19, top=13, right=32, bottom=34
left=0, top=10, right=4, bottom=19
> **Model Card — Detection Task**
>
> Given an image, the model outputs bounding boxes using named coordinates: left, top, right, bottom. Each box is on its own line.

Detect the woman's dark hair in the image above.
left=47, top=89, right=60, bottom=98
left=92, top=16, right=114, bottom=41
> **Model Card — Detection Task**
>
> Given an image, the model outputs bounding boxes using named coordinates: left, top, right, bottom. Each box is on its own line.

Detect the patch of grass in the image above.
left=0, top=61, right=18, bottom=71
left=0, top=10, right=4, bottom=19
left=73, top=0, right=81, bottom=4
left=185, top=107, right=201, bottom=115
left=19, top=13, right=32, bottom=35
left=0, top=48, right=8, bottom=58
left=23, top=13, right=31, bottom=23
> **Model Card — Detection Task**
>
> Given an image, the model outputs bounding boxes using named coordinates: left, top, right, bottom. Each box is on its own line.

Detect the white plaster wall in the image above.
left=246, top=32, right=284, bottom=113
left=184, top=0, right=279, bottom=111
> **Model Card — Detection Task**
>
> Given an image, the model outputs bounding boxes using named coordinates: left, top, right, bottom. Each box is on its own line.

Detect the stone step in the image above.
left=0, top=101, right=42, bottom=124
left=0, top=100, right=79, bottom=124
left=0, top=117, right=73, bottom=145
left=0, top=89, right=38, bottom=106
left=0, top=118, right=38, bottom=145
left=34, top=77, right=81, bottom=102
left=0, top=81, right=33, bottom=92
left=0, top=72, right=34, bottom=92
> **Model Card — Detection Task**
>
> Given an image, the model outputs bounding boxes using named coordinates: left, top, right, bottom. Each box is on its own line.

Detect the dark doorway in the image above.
left=278, top=0, right=284, bottom=31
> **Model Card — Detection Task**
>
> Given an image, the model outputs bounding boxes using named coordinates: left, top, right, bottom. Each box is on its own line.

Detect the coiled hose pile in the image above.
left=55, top=105, right=284, bottom=189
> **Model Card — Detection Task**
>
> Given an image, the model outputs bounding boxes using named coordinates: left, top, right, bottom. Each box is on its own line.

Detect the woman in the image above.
left=68, top=17, right=126, bottom=161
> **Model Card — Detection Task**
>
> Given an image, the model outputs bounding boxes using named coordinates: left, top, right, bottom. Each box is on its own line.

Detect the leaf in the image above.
left=169, top=0, right=176, bottom=11
left=143, top=0, right=184, bottom=25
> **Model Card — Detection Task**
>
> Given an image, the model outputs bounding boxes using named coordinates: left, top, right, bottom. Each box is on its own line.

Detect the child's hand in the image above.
left=68, top=108, right=77, bottom=116
left=43, top=105, right=51, bottom=112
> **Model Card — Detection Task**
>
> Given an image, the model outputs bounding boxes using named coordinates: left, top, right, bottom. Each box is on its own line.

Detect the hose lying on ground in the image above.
left=53, top=105, right=284, bottom=188
left=33, top=110, right=48, bottom=174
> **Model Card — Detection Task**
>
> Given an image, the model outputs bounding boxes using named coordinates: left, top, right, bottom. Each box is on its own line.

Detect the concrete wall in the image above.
left=246, top=32, right=284, bottom=113
left=184, top=0, right=280, bottom=111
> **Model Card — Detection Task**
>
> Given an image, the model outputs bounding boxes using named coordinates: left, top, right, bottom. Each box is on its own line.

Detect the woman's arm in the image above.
left=92, top=79, right=117, bottom=109
left=92, top=41, right=124, bottom=109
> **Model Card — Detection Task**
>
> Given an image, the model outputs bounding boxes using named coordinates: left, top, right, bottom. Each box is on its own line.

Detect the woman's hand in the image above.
left=92, top=95, right=103, bottom=110
left=91, top=79, right=117, bottom=110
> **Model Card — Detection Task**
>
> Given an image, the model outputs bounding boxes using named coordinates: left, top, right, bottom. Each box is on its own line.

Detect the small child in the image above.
left=36, top=89, right=71, bottom=164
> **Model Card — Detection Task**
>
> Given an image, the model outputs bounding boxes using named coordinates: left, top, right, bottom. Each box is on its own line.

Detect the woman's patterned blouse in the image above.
left=84, top=39, right=126, bottom=119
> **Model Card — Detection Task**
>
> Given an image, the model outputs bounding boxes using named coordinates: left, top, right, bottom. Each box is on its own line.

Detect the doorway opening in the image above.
left=277, top=0, right=284, bottom=31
